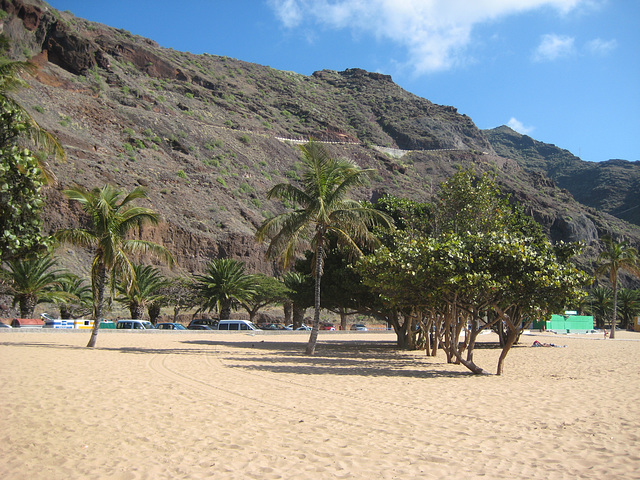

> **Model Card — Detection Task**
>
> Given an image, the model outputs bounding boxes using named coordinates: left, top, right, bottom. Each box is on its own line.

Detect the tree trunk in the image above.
left=59, top=305, right=72, bottom=319
left=148, top=302, right=161, bottom=324
left=610, top=277, right=618, bottom=339
left=19, top=294, right=37, bottom=318
left=339, top=308, right=348, bottom=331
left=432, top=315, right=441, bottom=357
left=306, top=238, right=323, bottom=355
left=87, top=261, right=107, bottom=348
left=496, top=327, right=517, bottom=375
left=283, top=300, right=292, bottom=325
left=292, top=303, right=305, bottom=329
left=130, top=302, right=144, bottom=320
left=451, top=342, right=490, bottom=375
left=220, top=299, right=232, bottom=320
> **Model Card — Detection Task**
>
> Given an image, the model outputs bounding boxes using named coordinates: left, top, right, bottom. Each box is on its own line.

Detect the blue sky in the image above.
left=45, top=0, right=638, bottom=163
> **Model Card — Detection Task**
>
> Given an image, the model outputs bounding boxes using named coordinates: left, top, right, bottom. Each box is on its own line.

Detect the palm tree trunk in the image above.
left=87, top=262, right=106, bottom=348
left=131, top=302, right=144, bottom=320
left=611, top=277, right=618, bottom=339
left=19, top=295, right=37, bottom=318
left=220, top=299, right=232, bottom=320
left=283, top=300, right=292, bottom=325
left=306, top=240, right=323, bottom=355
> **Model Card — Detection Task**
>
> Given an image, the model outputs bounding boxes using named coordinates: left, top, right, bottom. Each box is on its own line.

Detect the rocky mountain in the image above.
left=1, top=0, right=639, bottom=278
left=485, top=126, right=640, bottom=228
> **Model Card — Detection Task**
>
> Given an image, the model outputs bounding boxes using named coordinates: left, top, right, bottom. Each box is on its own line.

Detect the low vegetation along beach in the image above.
left=1, top=329, right=639, bottom=479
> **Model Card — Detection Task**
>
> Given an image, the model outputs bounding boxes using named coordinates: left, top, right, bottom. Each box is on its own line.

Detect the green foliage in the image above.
left=256, top=141, right=391, bottom=354
left=56, top=274, right=93, bottom=319
left=238, top=134, right=250, bottom=145
left=595, top=236, right=640, bottom=337
left=0, top=145, right=50, bottom=261
left=56, top=184, right=173, bottom=346
left=176, top=169, right=187, bottom=179
left=239, top=274, right=290, bottom=321
left=194, top=258, right=256, bottom=319
left=1, top=255, right=69, bottom=318
left=357, top=169, right=590, bottom=373
left=116, top=263, right=170, bottom=319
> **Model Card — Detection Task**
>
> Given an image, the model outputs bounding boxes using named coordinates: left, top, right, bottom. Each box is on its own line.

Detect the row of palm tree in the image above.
left=588, top=285, right=640, bottom=330
left=1, top=54, right=638, bottom=351
left=595, top=236, right=640, bottom=338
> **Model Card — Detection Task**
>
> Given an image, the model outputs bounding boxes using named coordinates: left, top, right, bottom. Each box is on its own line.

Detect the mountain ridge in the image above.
left=1, top=0, right=638, bottom=279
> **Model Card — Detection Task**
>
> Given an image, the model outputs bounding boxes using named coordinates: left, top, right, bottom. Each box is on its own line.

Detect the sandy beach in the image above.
left=1, top=328, right=639, bottom=479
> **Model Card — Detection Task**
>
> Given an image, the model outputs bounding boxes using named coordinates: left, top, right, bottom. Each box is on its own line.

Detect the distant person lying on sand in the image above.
left=532, top=340, right=567, bottom=348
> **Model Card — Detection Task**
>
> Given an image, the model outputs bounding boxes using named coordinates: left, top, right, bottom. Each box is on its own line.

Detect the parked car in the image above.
left=188, top=318, right=218, bottom=329
left=217, top=320, right=260, bottom=331
left=156, top=322, right=187, bottom=330
left=295, top=325, right=312, bottom=331
left=187, top=324, right=215, bottom=331
left=0, top=322, right=12, bottom=328
left=260, top=323, right=289, bottom=330
left=116, top=319, right=155, bottom=330
left=320, top=323, right=336, bottom=331
left=350, top=324, right=368, bottom=331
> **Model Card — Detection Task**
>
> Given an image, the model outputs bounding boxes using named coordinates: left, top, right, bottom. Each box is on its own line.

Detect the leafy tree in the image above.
left=295, top=245, right=380, bottom=330
left=282, top=271, right=313, bottom=329
left=239, top=274, right=290, bottom=323
left=56, top=273, right=92, bottom=319
left=0, top=54, right=68, bottom=263
left=157, top=276, right=198, bottom=322
left=358, top=170, right=590, bottom=374
left=596, top=236, right=640, bottom=338
left=116, top=263, right=170, bottom=321
left=256, top=141, right=391, bottom=354
left=55, top=185, right=173, bottom=347
left=0, top=142, right=49, bottom=262
left=194, top=258, right=256, bottom=320
left=1, top=254, right=70, bottom=318
left=373, top=194, right=432, bottom=234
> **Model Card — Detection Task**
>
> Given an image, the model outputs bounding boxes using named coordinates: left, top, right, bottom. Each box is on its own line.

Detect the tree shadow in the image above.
left=181, top=339, right=478, bottom=378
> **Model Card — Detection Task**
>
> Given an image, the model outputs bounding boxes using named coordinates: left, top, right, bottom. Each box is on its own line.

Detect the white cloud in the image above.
left=268, top=0, right=587, bottom=74
left=507, top=117, right=535, bottom=135
left=267, top=0, right=303, bottom=28
left=533, top=33, right=575, bottom=61
left=586, top=38, right=617, bottom=55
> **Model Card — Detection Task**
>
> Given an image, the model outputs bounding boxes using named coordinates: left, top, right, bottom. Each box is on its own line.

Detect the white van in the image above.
left=116, top=319, right=156, bottom=330
left=217, top=320, right=259, bottom=331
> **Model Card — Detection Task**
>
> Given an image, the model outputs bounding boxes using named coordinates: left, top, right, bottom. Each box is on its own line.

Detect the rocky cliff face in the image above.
left=2, top=0, right=639, bottom=277
left=485, top=126, right=640, bottom=228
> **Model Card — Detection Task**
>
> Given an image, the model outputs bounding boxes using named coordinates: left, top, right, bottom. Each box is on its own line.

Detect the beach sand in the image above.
left=1, top=329, right=639, bottom=479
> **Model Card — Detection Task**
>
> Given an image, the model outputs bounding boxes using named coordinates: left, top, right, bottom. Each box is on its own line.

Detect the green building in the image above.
left=533, top=313, right=594, bottom=333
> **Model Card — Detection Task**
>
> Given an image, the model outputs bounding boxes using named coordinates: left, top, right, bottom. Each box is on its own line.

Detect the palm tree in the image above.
left=588, top=285, right=613, bottom=329
left=194, top=258, right=256, bottom=319
left=116, top=263, right=170, bottom=320
left=596, top=236, right=640, bottom=339
left=256, top=141, right=391, bottom=354
left=1, top=255, right=70, bottom=318
left=56, top=273, right=93, bottom=319
left=55, top=184, right=173, bottom=347
left=282, top=271, right=313, bottom=329
left=617, top=288, right=640, bottom=330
